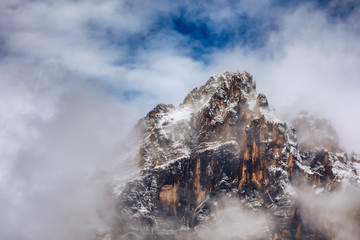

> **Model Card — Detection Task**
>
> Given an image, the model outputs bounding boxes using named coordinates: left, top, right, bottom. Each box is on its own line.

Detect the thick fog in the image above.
left=1, top=0, right=360, bottom=239
left=194, top=197, right=272, bottom=240
left=0, top=65, right=139, bottom=239
left=295, top=185, right=360, bottom=240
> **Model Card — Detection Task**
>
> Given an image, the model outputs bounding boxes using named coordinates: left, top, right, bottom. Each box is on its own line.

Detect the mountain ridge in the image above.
left=110, top=70, right=360, bottom=240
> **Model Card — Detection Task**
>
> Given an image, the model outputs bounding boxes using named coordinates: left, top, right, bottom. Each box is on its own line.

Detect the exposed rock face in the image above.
left=111, top=71, right=360, bottom=240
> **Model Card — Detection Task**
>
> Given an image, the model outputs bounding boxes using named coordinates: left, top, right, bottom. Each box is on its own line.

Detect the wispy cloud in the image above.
left=0, top=0, right=359, bottom=239
left=194, top=197, right=272, bottom=240
left=296, top=185, right=360, bottom=240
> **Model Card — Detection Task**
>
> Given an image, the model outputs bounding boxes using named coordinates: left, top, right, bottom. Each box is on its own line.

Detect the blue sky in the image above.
left=0, top=0, right=360, bottom=239
left=1, top=0, right=359, bottom=107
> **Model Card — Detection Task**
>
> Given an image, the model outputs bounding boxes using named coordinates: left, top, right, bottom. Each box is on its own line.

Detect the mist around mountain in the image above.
left=1, top=68, right=359, bottom=240
left=1, top=1, right=360, bottom=240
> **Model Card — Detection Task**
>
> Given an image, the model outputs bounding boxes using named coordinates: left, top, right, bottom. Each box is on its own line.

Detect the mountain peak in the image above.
left=182, top=70, right=256, bottom=107
left=138, top=70, right=279, bottom=169
left=113, top=70, right=360, bottom=240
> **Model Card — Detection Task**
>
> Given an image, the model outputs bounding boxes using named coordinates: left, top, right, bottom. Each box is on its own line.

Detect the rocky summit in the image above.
left=110, top=71, right=360, bottom=240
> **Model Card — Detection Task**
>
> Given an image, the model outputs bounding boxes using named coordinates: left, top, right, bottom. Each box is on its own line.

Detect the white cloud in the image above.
left=0, top=0, right=360, bottom=239
left=194, top=198, right=272, bottom=240
left=0, top=63, right=134, bottom=239
left=296, top=185, right=360, bottom=240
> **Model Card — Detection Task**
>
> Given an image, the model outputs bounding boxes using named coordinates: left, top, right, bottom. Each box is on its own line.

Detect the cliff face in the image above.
left=111, top=71, right=360, bottom=240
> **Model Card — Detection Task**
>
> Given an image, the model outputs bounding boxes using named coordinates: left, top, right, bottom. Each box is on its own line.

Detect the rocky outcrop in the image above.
left=111, top=71, right=360, bottom=240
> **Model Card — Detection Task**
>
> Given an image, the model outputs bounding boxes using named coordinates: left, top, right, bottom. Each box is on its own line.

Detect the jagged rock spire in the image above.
left=112, top=70, right=360, bottom=240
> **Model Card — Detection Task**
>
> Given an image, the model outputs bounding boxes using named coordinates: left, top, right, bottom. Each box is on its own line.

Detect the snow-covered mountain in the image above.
left=110, top=71, right=360, bottom=240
